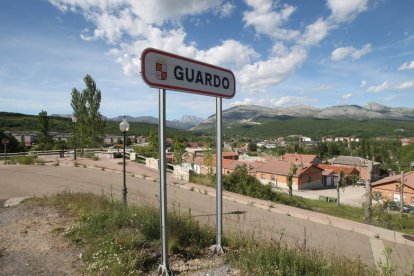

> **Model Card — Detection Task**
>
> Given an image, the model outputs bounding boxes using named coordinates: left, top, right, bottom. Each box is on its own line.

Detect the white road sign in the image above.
left=141, top=48, right=236, bottom=98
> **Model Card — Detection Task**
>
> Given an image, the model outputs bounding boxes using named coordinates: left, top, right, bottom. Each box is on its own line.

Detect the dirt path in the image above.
left=0, top=203, right=83, bottom=275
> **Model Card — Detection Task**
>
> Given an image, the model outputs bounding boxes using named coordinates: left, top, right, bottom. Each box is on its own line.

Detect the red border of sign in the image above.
left=141, top=48, right=236, bottom=99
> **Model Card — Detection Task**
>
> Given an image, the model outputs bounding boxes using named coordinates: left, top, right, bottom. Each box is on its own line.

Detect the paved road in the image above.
left=1, top=164, right=414, bottom=274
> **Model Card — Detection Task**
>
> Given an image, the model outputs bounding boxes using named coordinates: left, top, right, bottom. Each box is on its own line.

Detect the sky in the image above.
left=0, top=0, right=414, bottom=120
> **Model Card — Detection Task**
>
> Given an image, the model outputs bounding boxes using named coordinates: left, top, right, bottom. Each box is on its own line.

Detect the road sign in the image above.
left=2, top=138, right=9, bottom=145
left=141, top=48, right=236, bottom=98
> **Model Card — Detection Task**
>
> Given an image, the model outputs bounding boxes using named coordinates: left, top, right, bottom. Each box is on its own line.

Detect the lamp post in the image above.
left=119, top=116, right=130, bottom=206
left=2, top=137, right=9, bottom=164
left=72, top=116, right=77, bottom=160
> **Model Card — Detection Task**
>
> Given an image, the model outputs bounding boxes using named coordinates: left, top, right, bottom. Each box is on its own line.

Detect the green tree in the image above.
left=149, top=130, right=158, bottom=158
left=172, top=138, right=185, bottom=164
left=286, top=163, right=298, bottom=197
left=37, top=110, right=54, bottom=150
left=248, top=142, right=257, bottom=152
left=203, top=142, right=215, bottom=175
left=0, top=131, right=25, bottom=153
left=71, top=75, right=105, bottom=151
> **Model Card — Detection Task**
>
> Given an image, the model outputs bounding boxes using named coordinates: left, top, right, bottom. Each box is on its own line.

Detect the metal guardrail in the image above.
left=0, top=148, right=103, bottom=158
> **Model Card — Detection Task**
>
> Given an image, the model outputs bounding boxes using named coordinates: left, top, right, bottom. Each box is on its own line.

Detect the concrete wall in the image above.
left=145, top=158, right=159, bottom=170
left=173, top=165, right=190, bottom=182
left=95, top=151, right=116, bottom=159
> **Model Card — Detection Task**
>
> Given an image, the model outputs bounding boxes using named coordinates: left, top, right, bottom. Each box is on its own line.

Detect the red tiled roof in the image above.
left=372, top=171, right=414, bottom=189
left=317, top=164, right=359, bottom=175
left=222, top=151, right=239, bottom=157
left=255, top=160, right=310, bottom=177
left=282, top=153, right=318, bottom=164
left=222, top=159, right=260, bottom=171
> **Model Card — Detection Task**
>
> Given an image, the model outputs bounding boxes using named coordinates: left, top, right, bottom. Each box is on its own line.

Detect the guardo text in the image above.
left=173, top=66, right=230, bottom=89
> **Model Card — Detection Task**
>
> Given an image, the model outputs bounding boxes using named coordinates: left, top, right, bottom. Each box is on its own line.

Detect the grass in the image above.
left=189, top=173, right=215, bottom=187
left=227, top=234, right=377, bottom=276
left=26, top=192, right=382, bottom=275
left=28, top=192, right=214, bottom=274
left=5, top=155, right=45, bottom=165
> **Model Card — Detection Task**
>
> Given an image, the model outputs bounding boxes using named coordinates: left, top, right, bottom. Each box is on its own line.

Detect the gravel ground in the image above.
left=0, top=203, right=83, bottom=276
left=0, top=202, right=240, bottom=275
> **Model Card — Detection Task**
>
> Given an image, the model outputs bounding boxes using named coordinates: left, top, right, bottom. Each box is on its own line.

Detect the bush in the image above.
left=223, top=165, right=308, bottom=209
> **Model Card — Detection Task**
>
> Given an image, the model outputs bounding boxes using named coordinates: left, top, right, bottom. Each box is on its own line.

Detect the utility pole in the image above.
left=364, top=160, right=373, bottom=224
left=400, top=171, right=404, bottom=218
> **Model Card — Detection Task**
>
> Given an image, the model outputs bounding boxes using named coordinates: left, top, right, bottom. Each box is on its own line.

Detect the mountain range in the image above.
left=51, top=114, right=204, bottom=131
left=191, top=102, right=414, bottom=131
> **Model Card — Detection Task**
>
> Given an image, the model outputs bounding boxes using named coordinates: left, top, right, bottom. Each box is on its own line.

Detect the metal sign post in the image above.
left=212, top=97, right=224, bottom=253
left=158, top=89, right=169, bottom=275
left=141, top=48, right=235, bottom=273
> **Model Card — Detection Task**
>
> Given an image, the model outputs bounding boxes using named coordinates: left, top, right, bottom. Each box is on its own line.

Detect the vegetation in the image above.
left=0, top=113, right=188, bottom=137
left=29, top=192, right=214, bottom=274
left=37, top=110, right=54, bottom=150
left=214, top=117, right=414, bottom=139
left=191, top=165, right=414, bottom=235
left=0, top=130, right=26, bottom=153
left=286, top=163, right=298, bottom=197
left=5, top=155, right=45, bottom=165
left=27, top=192, right=379, bottom=275
left=70, top=75, right=106, bottom=149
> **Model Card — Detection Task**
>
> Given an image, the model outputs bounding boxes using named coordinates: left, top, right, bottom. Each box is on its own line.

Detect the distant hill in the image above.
left=192, top=102, right=414, bottom=131
left=105, top=115, right=204, bottom=131
left=191, top=103, right=414, bottom=138
left=0, top=112, right=188, bottom=137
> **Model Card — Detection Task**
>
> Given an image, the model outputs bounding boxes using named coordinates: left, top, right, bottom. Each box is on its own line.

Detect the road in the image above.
left=1, top=163, right=414, bottom=274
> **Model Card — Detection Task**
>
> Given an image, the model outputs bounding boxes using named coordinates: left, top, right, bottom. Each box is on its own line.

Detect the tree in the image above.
left=172, top=138, right=185, bottom=164
left=71, top=75, right=105, bottom=151
left=286, top=163, right=298, bottom=197
left=0, top=131, right=25, bottom=153
left=336, top=172, right=359, bottom=206
left=37, top=110, right=54, bottom=150
left=248, top=142, right=257, bottom=152
left=149, top=130, right=158, bottom=158
left=203, top=142, right=215, bottom=175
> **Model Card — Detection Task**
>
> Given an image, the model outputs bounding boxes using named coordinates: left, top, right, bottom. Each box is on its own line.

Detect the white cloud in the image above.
left=396, top=81, right=414, bottom=90
left=367, top=81, right=390, bottom=93
left=217, top=2, right=236, bottom=18
left=238, top=46, right=308, bottom=92
left=341, top=93, right=352, bottom=99
left=300, top=18, right=330, bottom=46
left=48, top=0, right=370, bottom=96
left=331, top=43, right=372, bottom=61
left=398, top=61, right=414, bottom=71
left=360, top=80, right=367, bottom=88
left=243, top=0, right=300, bottom=40
left=327, top=0, right=369, bottom=23
left=195, top=39, right=259, bottom=70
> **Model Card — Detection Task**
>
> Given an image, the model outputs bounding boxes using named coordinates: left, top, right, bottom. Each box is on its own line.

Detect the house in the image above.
left=329, top=156, right=380, bottom=182
left=317, top=164, right=360, bottom=187
left=222, top=159, right=260, bottom=175
left=9, top=131, right=38, bottom=146
left=401, top=138, right=414, bottom=146
left=371, top=172, right=414, bottom=205
left=254, top=160, right=323, bottom=190
left=222, top=151, right=239, bottom=160
left=281, top=153, right=322, bottom=166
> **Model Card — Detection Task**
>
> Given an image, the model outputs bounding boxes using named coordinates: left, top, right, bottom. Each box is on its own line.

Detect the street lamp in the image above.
left=72, top=116, right=77, bottom=160
left=2, top=137, right=9, bottom=164
left=119, top=116, right=130, bottom=206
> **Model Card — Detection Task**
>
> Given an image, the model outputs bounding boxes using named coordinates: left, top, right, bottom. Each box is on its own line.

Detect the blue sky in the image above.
left=0, top=0, right=413, bottom=120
